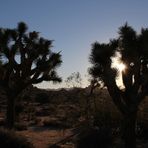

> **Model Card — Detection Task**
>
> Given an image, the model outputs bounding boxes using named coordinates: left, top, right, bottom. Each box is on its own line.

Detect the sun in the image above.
left=116, top=62, right=126, bottom=72
left=111, top=53, right=126, bottom=88
left=112, top=57, right=126, bottom=72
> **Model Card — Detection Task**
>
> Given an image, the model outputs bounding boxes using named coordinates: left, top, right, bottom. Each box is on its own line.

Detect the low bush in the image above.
left=35, top=93, right=49, bottom=104
left=76, top=127, right=113, bottom=148
left=14, top=122, right=28, bottom=131
left=136, top=121, right=148, bottom=139
left=43, top=118, right=70, bottom=128
left=0, top=128, right=34, bottom=148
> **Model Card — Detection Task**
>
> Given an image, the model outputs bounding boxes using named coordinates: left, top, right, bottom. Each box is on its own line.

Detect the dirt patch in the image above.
left=17, top=127, right=74, bottom=148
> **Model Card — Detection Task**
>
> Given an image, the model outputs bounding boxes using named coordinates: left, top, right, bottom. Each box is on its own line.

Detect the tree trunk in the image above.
left=122, top=111, right=137, bottom=148
left=6, top=95, right=16, bottom=129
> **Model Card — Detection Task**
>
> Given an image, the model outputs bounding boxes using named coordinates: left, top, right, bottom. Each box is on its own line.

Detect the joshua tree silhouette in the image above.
left=0, top=22, right=62, bottom=129
left=89, top=23, right=148, bottom=148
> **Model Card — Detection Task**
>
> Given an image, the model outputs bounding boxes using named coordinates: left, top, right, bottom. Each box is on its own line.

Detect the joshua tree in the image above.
left=0, top=22, right=62, bottom=129
left=89, top=23, right=148, bottom=148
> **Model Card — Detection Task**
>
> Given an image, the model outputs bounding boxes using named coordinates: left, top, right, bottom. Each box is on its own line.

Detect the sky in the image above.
left=0, top=0, right=148, bottom=89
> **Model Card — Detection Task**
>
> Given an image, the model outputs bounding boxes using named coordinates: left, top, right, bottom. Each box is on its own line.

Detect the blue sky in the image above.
left=0, top=0, right=148, bottom=89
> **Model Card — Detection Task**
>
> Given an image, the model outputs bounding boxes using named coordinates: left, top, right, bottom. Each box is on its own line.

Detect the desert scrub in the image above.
left=14, top=122, right=28, bottom=131
left=0, top=128, right=34, bottom=148
left=76, top=126, right=113, bottom=148
left=43, top=118, right=70, bottom=128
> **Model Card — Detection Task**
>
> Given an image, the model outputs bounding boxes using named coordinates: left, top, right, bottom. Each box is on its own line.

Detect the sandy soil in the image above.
left=17, top=127, right=74, bottom=148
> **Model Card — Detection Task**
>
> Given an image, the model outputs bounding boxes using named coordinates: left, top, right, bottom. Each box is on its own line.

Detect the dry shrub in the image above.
left=43, top=118, right=70, bottom=128
left=0, top=128, right=34, bottom=148
left=76, top=127, right=113, bottom=148
left=14, top=122, right=28, bottom=131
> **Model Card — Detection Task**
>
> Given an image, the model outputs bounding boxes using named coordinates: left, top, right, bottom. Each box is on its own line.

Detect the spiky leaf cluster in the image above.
left=89, top=40, right=118, bottom=82
left=0, top=22, right=62, bottom=91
